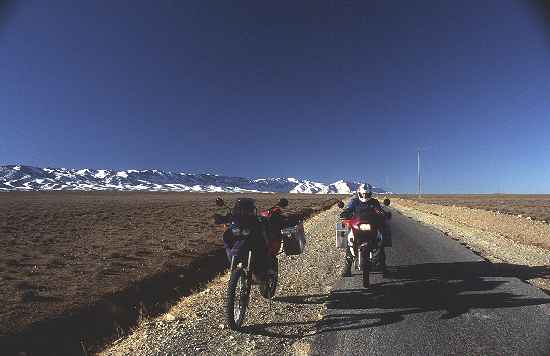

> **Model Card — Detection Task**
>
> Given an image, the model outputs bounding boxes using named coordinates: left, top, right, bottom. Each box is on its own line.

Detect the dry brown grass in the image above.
left=0, top=191, right=340, bottom=347
left=396, top=194, right=550, bottom=223
left=394, top=196, right=550, bottom=251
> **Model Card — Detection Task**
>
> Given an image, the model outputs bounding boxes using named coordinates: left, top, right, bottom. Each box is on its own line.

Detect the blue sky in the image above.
left=1, top=1, right=549, bottom=193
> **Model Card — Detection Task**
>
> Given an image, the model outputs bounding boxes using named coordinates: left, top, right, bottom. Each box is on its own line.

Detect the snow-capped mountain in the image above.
left=0, top=165, right=389, bottom=194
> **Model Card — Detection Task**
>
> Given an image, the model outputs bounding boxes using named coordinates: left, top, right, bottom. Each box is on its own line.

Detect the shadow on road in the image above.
left=241, top=261, right=550, bottom=339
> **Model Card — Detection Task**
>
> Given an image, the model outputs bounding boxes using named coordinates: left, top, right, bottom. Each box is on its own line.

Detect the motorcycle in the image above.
left=337, top=198, right=391, bottom=288
left=213, top=197, right=300, bottom=330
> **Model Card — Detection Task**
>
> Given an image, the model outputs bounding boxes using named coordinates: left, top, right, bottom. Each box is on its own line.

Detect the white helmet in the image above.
left=357, top=184, right=372, bottom=203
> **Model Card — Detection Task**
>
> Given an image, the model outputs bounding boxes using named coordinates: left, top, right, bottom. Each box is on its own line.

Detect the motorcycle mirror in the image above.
left=277, top=198, right=289, bottom=208
left=337, top=201, right=345, bottom=209
left=215, top=197, right=225, bottom=207
left=383, top=198, right=391, bottom=206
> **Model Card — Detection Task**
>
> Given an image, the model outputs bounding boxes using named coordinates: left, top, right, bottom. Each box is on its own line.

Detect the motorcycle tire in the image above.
left=226, top=267, right=249, bottom=330
left=259, top=258, right=278, bottom=299
left=360, top=248, right=370, bottom=288
left=370, top=248, right=386, bottom=285
left=371, top=248, right=383, bottom=271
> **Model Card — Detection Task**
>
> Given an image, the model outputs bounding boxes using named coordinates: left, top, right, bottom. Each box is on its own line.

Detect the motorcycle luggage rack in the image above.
left=335, top=222, right=349, bottom=249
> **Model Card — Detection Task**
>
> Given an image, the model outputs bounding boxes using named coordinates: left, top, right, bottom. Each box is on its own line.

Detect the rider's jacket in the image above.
left=345, top=197, right=382, bottom=213
left=342, top=197, right=391, bottom=249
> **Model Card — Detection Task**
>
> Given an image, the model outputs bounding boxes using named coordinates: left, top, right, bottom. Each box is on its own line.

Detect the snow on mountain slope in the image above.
left=0, top=165, right=390, bottom=194
left=328, top=180, right=354, bottom=194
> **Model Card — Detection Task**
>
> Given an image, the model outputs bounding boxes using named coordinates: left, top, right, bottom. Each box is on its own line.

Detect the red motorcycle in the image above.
left=337, top=198, right=391, bottom=288
left=214, top=197, right=304, bottom=330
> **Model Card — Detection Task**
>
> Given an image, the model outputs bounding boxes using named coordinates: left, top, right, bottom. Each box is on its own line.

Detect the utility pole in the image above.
left=417, top=149, right=421, bottom=198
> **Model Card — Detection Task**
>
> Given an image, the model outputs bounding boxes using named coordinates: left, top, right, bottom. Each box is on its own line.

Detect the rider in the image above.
left=220, top=198, right=264, bottom=265
left=340, top=184, right=390, bottom=277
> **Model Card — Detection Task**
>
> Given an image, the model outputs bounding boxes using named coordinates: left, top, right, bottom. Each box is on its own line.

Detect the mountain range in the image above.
left=0, top=165, right=389, bottom=194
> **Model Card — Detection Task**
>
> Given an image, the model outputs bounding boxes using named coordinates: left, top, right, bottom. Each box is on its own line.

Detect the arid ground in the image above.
left=0, top=192, right=341, bottom=353
left=397, top=194, right=550, bottom=223
left=99, top=196, right=550, bottom=356
left=390, top=197, right=550, bottom=293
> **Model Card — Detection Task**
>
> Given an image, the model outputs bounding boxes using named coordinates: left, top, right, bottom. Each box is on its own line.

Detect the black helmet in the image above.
left=233, top=198, right=256, bottom=217
left=232, top=198, right=257, bottom=226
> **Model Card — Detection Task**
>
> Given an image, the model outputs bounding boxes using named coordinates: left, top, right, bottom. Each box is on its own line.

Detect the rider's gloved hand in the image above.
left=340, top=210, right=351, bottom=219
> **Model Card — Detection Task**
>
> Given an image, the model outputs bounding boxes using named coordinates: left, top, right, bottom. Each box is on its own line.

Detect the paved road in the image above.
left=311, top=209, right=550, bottom=356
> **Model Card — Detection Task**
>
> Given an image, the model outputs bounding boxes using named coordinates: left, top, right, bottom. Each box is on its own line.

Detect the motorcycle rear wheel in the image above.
left=226, top=267, right=249, bottom=330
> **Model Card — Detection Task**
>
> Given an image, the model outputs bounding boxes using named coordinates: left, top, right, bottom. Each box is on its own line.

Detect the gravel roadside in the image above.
left=99, top=203, right=345, bottom=356
left=391, top=198, right=550, bottom=292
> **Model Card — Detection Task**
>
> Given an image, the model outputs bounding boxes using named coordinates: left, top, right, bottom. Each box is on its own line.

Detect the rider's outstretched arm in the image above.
left=340, top=198, right=356, bottom=219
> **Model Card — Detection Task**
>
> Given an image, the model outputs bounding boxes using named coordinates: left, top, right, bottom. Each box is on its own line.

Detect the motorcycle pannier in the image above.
left=281, top=223, right=306, bottom=255
left=335, top=222, right=349, bottom=249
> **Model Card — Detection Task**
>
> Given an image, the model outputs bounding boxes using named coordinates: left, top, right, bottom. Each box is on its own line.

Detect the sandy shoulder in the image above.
left=99, top=204, right=345, bottom=356
left=391, top=198, right=550, bottom=292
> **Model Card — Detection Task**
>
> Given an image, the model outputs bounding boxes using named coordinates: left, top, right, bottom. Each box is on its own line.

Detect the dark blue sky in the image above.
left=2, top=1, right=549, bottom=193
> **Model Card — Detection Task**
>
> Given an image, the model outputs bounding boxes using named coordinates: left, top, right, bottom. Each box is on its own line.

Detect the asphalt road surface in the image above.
left=310, top=209, right=550, bottom=356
